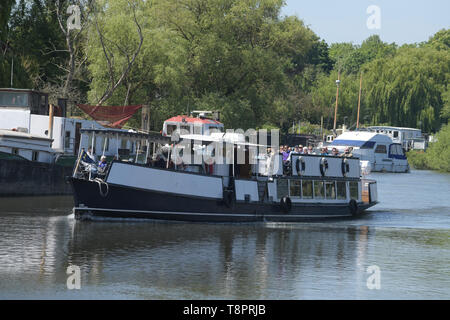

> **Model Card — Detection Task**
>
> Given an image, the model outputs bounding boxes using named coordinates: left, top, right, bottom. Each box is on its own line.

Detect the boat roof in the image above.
left=164, top=115, right=223, bottom=126
left=0, top=88, right=46, bottom=94
left=368, top=126, right=421, bottom=132
left=0, top=129, right=53, bottom=142
left=330, top=131, right=393, bottom=147
left=80, top=128, right=171, bottom=144
left=179, top=133, right=265, bottom=147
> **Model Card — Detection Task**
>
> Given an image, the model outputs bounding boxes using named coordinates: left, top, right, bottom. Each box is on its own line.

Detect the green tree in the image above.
left=425, top=28, right=450, bottom=51
left=86, top=0, right=324, bottom=132
left=424, top=124, right=450, bottom=172
left=363, top=46, right=449, bottom=132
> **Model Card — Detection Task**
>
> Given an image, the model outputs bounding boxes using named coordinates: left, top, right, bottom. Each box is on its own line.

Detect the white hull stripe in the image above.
left=73, top=207, right=350, bottom=218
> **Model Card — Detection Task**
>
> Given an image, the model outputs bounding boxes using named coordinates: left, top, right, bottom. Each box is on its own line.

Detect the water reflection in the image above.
left=60, top=221, right=374, bottom=299
left=1, top=167, right=450, bottom=300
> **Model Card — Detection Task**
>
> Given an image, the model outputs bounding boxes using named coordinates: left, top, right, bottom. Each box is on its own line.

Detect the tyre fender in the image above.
left=349, top=199, right=358, bottom=216
left=280, top=196, right=292, bottom=213
left=320, top=157, right=328, bottom=176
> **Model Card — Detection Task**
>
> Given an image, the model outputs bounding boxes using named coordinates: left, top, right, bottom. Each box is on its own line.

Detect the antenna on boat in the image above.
left=333, top=70, right=341, bottom=136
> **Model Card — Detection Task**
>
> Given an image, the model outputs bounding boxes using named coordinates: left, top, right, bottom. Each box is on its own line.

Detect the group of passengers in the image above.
left=79, top=146, right=110, bottom=179
left=278, top=145, right=353, bottom=174
left=279, top=145, right=353, bottom=159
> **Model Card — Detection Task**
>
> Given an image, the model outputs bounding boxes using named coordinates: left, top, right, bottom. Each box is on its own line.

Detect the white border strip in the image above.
left=73, top=207, right=350, bottom=218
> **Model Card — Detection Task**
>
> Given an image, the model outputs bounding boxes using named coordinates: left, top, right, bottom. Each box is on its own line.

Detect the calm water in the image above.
left=0, top=170, right=449, bottom=299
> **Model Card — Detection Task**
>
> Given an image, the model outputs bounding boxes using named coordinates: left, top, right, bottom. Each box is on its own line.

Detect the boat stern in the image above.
left=361, top=178, right=378, bottom=208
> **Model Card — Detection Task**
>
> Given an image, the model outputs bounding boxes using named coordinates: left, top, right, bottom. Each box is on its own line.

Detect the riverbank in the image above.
left=407, top=124, right=450, bottom=173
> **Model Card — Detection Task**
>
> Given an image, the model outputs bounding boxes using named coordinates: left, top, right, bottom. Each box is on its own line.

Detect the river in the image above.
left=0, top=169, right=449, bottom=299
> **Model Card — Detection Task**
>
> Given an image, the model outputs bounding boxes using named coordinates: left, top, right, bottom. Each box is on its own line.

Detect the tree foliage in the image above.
left=1, top=1, right=448, bottom=136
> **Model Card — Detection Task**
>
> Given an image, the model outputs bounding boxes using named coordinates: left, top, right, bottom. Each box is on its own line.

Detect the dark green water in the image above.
left=0, top=170, right=449, bottom=299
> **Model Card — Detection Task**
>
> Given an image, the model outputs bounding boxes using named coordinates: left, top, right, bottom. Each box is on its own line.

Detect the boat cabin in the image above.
left=162, top=111, right=224, bottom=137
left=0, top=129, right=55, bottom=163
left=367, top=126, right=426, bottom=151
left=330, top=131, right=409, bottom=172
left=0, top=88, right=116, bottom=158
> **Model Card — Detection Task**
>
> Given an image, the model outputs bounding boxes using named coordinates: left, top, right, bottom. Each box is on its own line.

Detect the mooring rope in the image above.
left=93, top=178, right=109, bottom=197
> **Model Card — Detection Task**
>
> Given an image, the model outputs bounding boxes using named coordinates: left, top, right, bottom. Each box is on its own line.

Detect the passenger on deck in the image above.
left=282, top=145, right=290, bottom=162
left=282, top=146, right=291, bottom=175
left=86, top=146, right=96, bottom=162
left=341, top=147, right=353, bottom=157
left=154, top=154, right=166, bottom=168
left=331, top=147, right=339, bottom=156
left=97, top=156, right=108, bottom=175
left=320, top=147, right=329, bottom=155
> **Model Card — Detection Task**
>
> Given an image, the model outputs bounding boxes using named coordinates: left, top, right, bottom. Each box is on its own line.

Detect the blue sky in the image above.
left=281, top=0, right=450, bottom=45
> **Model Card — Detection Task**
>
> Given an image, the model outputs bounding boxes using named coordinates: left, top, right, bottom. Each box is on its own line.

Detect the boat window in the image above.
left=120, top=139, right=128, bottom=150
left=0, top=92, right=29, bottom=107
left=65, top=131, right=71, bottom=149
left=325, top=181, right=336, bottom=199
left=12, top=148, right=19, bottom=155
left=337, top=181, right=346, bottom=200
left=375, top=144, right=387, bottom=154
left=32, top=151, right=39, bottom=161
left=390, top=144, right=405, bottom=156
left=193, top=124, right=203, bottom=135
left=360, top=141, right=376, bottom=149
left=289, top=180, right=301, bottom=198
left=302, top=180, right=313, bottom=199
left=314, top=181, right=325, bottom=199
left=180, top=124, right=190, bottom=134
left=277, top=179, right=289, bottom=199
left=393, top=131, right=399, bottom=138
left=390, top=144, right=398, bottom=155
left=166, top=124, right=177, bottom=135
left=349, top=182, right=359, bottom=200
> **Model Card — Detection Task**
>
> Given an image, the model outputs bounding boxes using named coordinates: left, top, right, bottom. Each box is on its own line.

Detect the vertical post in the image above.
left=166, top=146, right=171, bottom=169
left=91, top=131, right=95, bottom=156
left=48, top=104, right=54, bottom=146
left=116, top=133, right=119, bottom=160
left=357, top=72, right=363, bottom=130
left=102, top=135, right=107, bottom=157
left=145, top=139, right=150, bottom=164
left=10, top=56, right=14, bottom=88
left=333, top=71, right=341, bottom=134
left=135, top=141, right=140, bottom=163
left=73, top=135, right=84, bottom=177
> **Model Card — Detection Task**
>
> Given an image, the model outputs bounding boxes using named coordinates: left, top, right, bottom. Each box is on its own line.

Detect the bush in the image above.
left=406, top=150, right=431, bottom=170
left=424, top=124, right=450, bottom=172
left=407, top=124, right=450, bottom=172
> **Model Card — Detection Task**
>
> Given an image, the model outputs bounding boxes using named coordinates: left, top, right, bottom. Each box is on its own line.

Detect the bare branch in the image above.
left=96, top=1, right=144, bottom=106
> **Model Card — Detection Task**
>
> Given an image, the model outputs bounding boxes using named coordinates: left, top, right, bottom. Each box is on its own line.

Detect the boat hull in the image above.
left=70, top=177, right=376, bottom=222
left=0, top=158, right=73, bottom=196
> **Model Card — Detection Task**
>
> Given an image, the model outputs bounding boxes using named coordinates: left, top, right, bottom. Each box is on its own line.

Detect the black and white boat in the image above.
left=69, top=120, right=378, bottom=222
